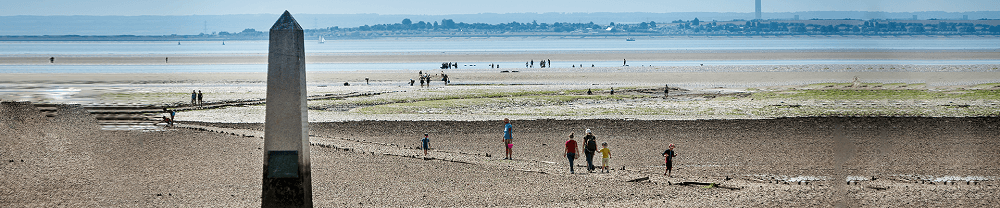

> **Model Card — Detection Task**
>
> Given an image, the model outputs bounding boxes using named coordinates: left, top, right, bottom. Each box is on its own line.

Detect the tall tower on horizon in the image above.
left=755, top=0, right=762, bottom=20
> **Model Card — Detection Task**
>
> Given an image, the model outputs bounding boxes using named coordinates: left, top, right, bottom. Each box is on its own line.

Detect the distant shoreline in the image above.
left=2, top=34, right=999, bottom=42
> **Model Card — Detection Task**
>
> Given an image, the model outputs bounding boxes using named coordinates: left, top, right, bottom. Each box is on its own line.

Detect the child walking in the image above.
left=421, top=133, right=430, bottom=156
left=599, top=142, right=611, bottom=173
left=662, top=143, right=677, bottom=177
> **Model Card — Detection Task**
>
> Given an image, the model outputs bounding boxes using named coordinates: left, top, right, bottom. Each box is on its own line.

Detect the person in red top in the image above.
left=565, top=133, right=580, bottom=174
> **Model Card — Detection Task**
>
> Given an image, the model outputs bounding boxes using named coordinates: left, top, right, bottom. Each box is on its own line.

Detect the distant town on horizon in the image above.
left=1, top=11, right=999, bottom=40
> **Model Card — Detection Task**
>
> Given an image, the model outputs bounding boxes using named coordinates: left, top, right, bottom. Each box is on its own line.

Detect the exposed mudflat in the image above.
left=3, top=101, right=999, bottom=207
left=196, top=116, right=999, bottom=207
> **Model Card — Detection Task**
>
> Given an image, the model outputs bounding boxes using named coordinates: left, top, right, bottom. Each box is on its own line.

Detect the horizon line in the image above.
left=2, top=10, right=998, bottom=17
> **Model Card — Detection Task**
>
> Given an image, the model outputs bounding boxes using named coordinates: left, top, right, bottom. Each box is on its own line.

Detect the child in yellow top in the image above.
left=599, top=142, right=611, bottom=173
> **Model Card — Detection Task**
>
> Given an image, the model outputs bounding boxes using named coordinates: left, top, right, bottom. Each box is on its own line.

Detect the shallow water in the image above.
left=2, top=39, right=999, bottom=55
left=3, top=60, right=1000, bottom=73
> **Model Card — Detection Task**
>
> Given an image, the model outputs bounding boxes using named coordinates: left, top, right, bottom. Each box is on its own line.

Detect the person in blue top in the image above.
left=503, top=118, right=513, bottom=160
left=421, top=133, right=430, bottom=156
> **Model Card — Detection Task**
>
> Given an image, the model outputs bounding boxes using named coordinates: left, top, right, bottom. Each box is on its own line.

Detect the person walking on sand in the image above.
left=50, top=57, right=55, bottom=63
left=168, top=108, right=176, bottom=126
left=565, top=133, right=580, bottom=174
left=599, top=142, right=611, bottom=173
left=365, top=77, right=369, bottom=85
left=583, top=129, right=598, bottom=173
left=421, top=133, right=430, bottom=156
left=190, top=90, right=197, bottom=105
left=664, top=84, right=669, bottom=98
left=503, top=118, right=514, bottom=160
left=197, top=90, right=203, bottom=105
left=663, top=143, right=677, bottom=177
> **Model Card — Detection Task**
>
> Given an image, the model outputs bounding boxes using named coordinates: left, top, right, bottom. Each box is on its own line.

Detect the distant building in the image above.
left=755, top=0, right=762, bottom=20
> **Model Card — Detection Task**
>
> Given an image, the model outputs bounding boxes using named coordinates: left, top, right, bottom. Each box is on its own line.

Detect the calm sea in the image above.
left=1, top=38, right=998, bottom=73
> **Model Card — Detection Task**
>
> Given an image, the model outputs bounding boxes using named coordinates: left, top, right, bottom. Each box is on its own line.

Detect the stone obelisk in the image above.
left=262, top=11, right=311, bottom=207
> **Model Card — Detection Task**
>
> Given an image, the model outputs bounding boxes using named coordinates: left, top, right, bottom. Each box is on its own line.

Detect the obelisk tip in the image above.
left=271, top=10, right=302, bottom=31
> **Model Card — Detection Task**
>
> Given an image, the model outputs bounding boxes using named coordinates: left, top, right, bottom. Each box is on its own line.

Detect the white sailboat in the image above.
left=319, top=36, right=325, bottom=44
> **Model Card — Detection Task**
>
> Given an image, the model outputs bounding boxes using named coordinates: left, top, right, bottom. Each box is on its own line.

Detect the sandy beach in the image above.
left=2, top=54, right=1000, bottom=206
left=2, top=102, right=998, bottom=207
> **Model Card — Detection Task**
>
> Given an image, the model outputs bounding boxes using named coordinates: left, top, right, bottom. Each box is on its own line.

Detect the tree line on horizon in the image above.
left=5, top=18, right=997, bottom=41
left=314, top=18, right=658, bottom=33
left=296, top=18, right=1000, bottom=38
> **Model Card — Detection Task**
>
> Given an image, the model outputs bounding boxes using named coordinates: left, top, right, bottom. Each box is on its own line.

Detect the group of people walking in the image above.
left=413, top=71, right=449, bottom=87
left=418, top=118, right=679, bottom=176
left=564, top=129, right=611, bottom=174
left=190, top=90, right=204, bottom=105
left=526, top=59, right=552, bottom=68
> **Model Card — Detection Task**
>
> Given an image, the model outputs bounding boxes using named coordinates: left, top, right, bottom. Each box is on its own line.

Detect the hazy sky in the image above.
left=2, top=0, right=997, bottom=16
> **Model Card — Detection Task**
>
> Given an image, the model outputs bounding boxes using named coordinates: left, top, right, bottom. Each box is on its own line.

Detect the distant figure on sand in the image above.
left=587, top=89, right=592, bottom=95
left=197, top=90, right=203, bottom=105
left=49, top=57, right=54, bottom=63
left=600, top=142, right=611, bottom=173
left=623, top=59, right=627, bottom=66
left=163, top=108, right=175, bottom=126
left=663, top=143, right=677, bottom=176
left=420, top=77, right=425, bottom=86
left=610, top=88, right=614, bottom=95
left=421, top=133, right=430, bottom=156
left=410, top=79, right=415, bottom=86
left=165, top=57, right=169, bottom=63
left=664, top=84, right=669, bottom=98
left=191, top=90, right=197, bottom=105
left=503, top=118, right=514, bottom=160
left=565, top=133, right=579, bottom=174
left=583, top=129, right=598, bottom=173
left=162, top=116, right=172, bottom=127
left=365, top=77, right=369, bottom=85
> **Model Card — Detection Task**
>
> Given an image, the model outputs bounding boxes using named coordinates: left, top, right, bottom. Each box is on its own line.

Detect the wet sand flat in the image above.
left=2, top=50, right=999, bottom=65
left=4, top=102, right=997, bottom=207
left=3, top=68, right=999, bottom=86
